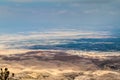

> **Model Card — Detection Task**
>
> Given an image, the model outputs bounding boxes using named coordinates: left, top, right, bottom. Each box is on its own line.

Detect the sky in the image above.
left=0, top=0, right=120, bottom=49
left=0, top=0, right=120, bottom=36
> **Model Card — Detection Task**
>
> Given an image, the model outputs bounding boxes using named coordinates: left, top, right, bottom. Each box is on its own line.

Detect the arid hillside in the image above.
left=0, top=50, right=120, bottom=80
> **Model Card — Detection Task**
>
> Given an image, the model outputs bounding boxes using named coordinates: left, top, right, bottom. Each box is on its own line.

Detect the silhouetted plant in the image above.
left=0, top=68, right=15, bottom=80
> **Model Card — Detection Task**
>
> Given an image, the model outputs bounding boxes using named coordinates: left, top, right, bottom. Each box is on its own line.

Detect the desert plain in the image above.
left=0, top=49, right=119, bottom=80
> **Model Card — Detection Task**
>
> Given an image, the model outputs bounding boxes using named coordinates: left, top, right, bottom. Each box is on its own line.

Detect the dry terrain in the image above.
left=0, top=49, right=120, bottom=80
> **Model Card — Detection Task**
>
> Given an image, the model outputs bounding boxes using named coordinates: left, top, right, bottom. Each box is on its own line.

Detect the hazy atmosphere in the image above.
left=0, top=0, right=120, bottom=50
left=0, top=0, right=120, bottom=34
left=0, top=0, right=120, bottom=80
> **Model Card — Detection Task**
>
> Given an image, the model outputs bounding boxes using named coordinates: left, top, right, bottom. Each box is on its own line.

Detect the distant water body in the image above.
left=28, top=38, right=120, bottom=52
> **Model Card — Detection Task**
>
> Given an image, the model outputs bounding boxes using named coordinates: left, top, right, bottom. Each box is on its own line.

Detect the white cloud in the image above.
left=0, top=30, right=112, bottom=49
left=0, top=31, right=111, bottom=41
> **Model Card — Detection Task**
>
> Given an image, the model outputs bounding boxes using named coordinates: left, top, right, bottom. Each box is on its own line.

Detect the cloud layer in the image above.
left=0, top=31, right=112, bottom=49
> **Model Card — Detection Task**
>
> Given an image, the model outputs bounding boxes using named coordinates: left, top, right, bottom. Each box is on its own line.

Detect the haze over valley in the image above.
left=0, top=0, right=120, bottom=80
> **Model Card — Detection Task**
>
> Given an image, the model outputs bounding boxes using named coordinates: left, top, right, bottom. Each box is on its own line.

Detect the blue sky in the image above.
left=0, top=0, right=120, bottom=36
